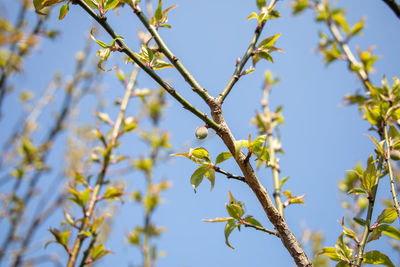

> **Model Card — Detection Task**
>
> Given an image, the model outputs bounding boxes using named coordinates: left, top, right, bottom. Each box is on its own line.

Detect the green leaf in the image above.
left=247, top=12, right=258, bottom=21
left=144, top=46, right=154, bottom=63
left=83, top=0, right=99, bottom=9
left=234, top=140, right=249, bottom=159
left=258, top=33, right=281, bottom=49
left=81, top=188, right=90, bottom=206
left=365, top=106, right=381, bottom=125
left=226, top=203, right=244, bottom=220
left=378, top=224, right=400, bottom=240
left=155, top=0, right=163, bottom=22
left=360, top=154, right=377, bottom=191
left=279, top=176, right=289, bottom=189
left=317, top=247, right=341, bottom=261
left=58, top=3, right=69, bottom=20
left=224, top=219, right=236, bottom=249
left=48, top=228, right=70, bottom=250
left=104, top=0, right=119, bottom=10
left=91, top=244, right=112, bottom=261
left=152, top=59, right=174, bottom=70
left=90, top=28, right=108, bottom=48
left=353, top=217, right=366, bottom=226
left=215, top=152, right=232, bottom=165
left=335, top=234, right=353, bottom=262
left=363, top=134, right=384, bottom=155
left=191, top=147, right=211, bottom=163
left=190, top=165, right=208, bottom=191
left=244, top=216, right=263, bottom=227
left=104, top=186, right=124, bottom=200
left=347, top=188, right=367, bottom=195
left=256, top=0, right=266, bottom=10
left=204, top=168, right=215, bottom=191
left=350, top=18, right=365, bottom=36
left=363, top=250, right=395, bottom=267
left=377, top=208, right=398, bottom=224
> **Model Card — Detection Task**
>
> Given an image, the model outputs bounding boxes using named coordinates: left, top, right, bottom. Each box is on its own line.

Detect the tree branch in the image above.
left=67, top=66, right=139, bottom=267
left=209, top=99, right=312, bottom=267
left=73, top=0, right=220, bottom=131
left=217, top=21, right=266, bottom=104
left=381, top=0, right=400, bottom=19
left=132, top=5, right=214, bottom=104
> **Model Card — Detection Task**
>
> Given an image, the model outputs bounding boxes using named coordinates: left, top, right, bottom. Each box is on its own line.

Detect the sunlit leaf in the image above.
left=224, top=219, right=236, bottom=249
left=363, top=250, right=395, bottom=267
left=215, top=152, right=232, bottom=165
left=377, top=208, right=398, bottom=224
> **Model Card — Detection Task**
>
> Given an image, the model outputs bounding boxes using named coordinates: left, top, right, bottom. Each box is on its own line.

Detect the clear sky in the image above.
left=1, top=0, right=400, bottom=266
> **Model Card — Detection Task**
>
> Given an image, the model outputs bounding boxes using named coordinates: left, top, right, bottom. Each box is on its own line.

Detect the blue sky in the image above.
left=1, top=0, right=400, bottom=266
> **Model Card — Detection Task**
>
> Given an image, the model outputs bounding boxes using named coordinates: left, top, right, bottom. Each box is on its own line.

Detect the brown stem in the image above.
left=208, top=99, right=312, bottom=267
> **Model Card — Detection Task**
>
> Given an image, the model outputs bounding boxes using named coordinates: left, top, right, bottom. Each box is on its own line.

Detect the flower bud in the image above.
left=195, top=126, right=208, bottom=140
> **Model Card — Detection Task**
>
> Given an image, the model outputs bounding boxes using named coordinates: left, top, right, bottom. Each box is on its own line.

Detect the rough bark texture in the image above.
left=208, top=99, right=312, bottom=267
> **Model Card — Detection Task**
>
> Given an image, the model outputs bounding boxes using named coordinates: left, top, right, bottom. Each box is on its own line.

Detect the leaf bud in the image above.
left=195, top=126, right=208, bottom=140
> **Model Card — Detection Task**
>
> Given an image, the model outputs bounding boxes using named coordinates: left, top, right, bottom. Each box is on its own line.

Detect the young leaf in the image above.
left=279, top=176, right=289, bottom=189
left=190, top=165, right=208, bottom=191
left=377, top=208, right=397, bottom=224
left=353, top=217, right=366, bottom=226
left=204, top=168, right=215, bottom=191
left=226, top=203, right=244, bottom=220
left=256, top=0, right=266, bottom=10
left=90, top=28, right=108, bottom=48
left=244, top=216, right=263, bottom=227
left=317, top=247, right=341, bottom=261
left=58, top=3, right=69, bottom=20
left=360, top=154, right=377, bottom=191
left=215, top=152, right=232, bottom=165
left=347, top=188, right=367, bottom=195
left=335, top=234, right=353, bottom=262
left=104, top=0, right=119, bottom=11
left=234, top=140, right=249, bottom=159
left=258, top=33, right=281, bottom=49
left=191, top=147, right=211, bottom=163
left=83, top=0, right=99, bottom=9
left=154, top=0, right=163, bottom=22
left=247, top=12, right=258, bottom=21
left=224, top=219, right=236, bottom=249
left=91, top=244, right=112, bottom=261
left=378, top=224, right=400, bottom=240
left=363, top=251, right=395, bottom=267
left=363, top=134, right=384, bottom=155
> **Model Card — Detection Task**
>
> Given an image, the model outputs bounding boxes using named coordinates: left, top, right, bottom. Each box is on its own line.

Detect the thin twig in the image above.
left=217, top=0, right=277, bottom=104
left=133, top=5, right=213, bottom=104
left=217, top=21, right=266, bottom=104
left=214, top=166, right=246, bottom=182
left=73, top=0, right=220, bottom=131
left=241, top=220, right=279, bottom=237
left=353, top=176, right=379, bottom=266
left=327, top=20, right=370, bottom=88
left=384, top=125, right=400, bottom=222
